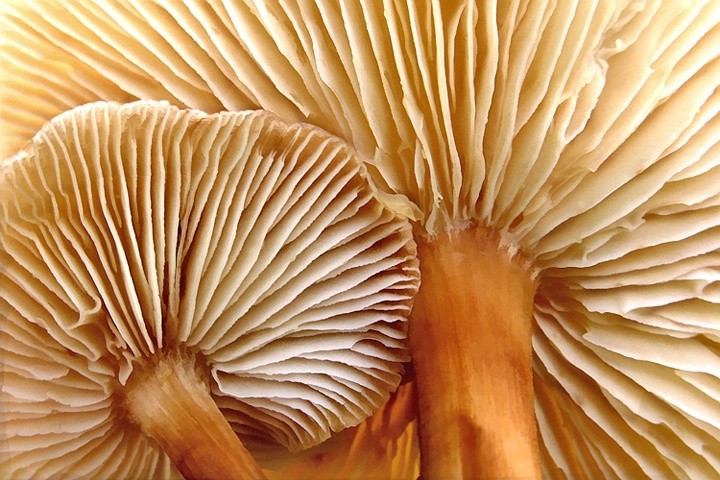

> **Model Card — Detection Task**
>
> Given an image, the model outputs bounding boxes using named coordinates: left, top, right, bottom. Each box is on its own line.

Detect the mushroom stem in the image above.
left=408, top=225, right=540, bottom=478
left=123, top=350, right=267, bottom=480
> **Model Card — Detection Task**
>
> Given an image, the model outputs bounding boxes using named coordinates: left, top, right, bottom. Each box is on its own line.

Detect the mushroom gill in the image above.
left=2, top=0, right=720, bottom=478
left=0, top=100, right=420, bottom=478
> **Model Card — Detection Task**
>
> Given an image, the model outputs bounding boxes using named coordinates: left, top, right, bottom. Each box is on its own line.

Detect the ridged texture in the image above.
left=2, top=1, right=720, bottom=478
left=0, top=313, right=180, bottom=479
left=0, top=100, right=420, bottom=477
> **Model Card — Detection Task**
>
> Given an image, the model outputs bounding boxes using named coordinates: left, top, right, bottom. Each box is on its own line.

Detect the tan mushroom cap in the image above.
left=3, top=0, right=720, bottom=476
left=0, top=100, right=420, bottom=477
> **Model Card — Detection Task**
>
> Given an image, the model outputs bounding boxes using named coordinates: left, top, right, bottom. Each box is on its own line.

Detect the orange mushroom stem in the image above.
left=408, top=224, right=541, bottom=478
left=123, top=349, right=267, bottom=480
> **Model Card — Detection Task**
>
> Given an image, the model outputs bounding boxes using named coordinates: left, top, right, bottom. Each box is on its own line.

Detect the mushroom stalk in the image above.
left=123, top=350, right=267, bottom=480
left=408, top=225, right=540, bottom=478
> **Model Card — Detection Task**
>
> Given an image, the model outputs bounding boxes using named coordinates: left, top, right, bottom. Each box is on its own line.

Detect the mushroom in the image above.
left=3, top=0, right=720, bottom=478
left=260, top=380, right=419, bottom=479
left=0, top=100, right=420, bottom=478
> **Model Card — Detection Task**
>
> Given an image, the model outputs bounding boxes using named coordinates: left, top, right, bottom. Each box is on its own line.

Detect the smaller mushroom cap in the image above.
left=0, top=100, right=420, bottom=477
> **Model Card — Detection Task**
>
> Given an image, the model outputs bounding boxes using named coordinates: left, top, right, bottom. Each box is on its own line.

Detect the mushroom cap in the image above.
left=3, top=0, right=720, bottom=476
left=0, top=100, right=420, bottom=477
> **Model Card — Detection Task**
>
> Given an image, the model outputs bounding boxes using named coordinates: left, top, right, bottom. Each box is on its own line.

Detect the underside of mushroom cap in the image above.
left=3, top=0, right=720, bottom=477
left=0, top=100, right=420, bottom=476
left=2, top=0, right=718, bottom=235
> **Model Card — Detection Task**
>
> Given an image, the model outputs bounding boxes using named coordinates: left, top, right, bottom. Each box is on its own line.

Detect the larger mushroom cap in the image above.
left=3, top=0, right=720, bottom=477
left=0, top=100, right=420, bottom=477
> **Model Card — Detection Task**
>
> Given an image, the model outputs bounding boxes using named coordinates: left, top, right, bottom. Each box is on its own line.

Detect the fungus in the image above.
left=0, top=100, right=420, bottom=478
left=3, top=0, right=720, bottom=478
left=260, top=380, right=419, bottom=480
